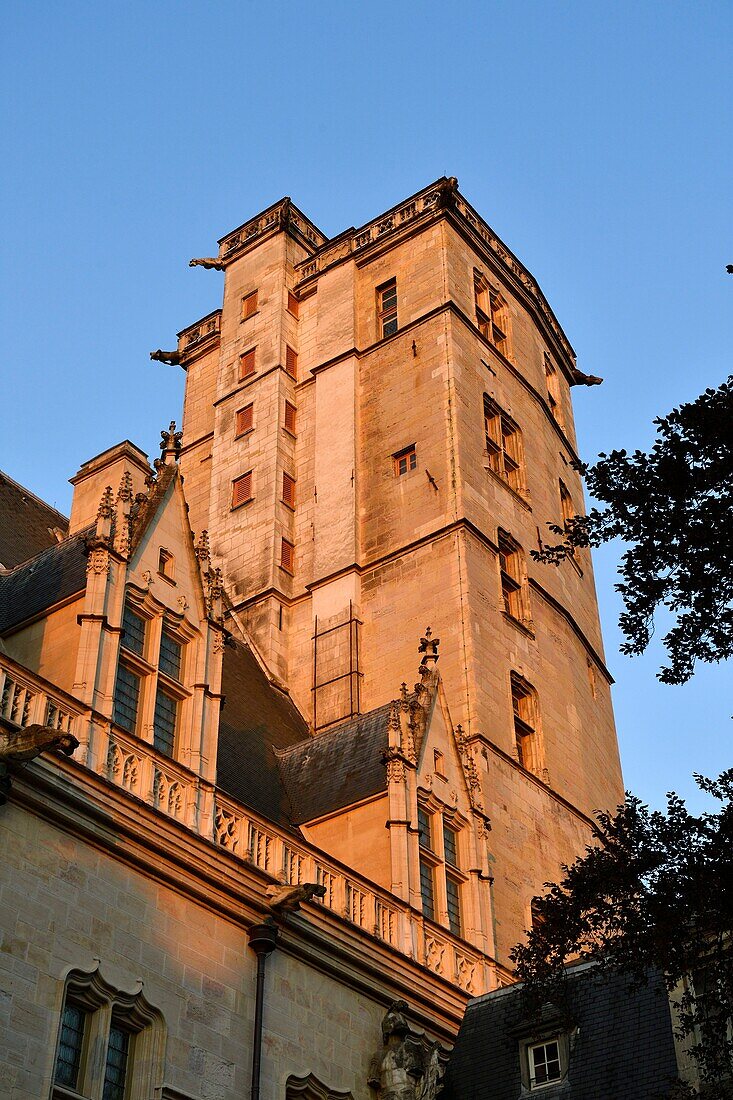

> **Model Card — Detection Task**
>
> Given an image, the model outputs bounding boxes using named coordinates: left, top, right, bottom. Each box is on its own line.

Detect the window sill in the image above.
left=235, top=428, right=255, bottom=440
left=230, top=498, right=254, bottom=512
left=279, top=566, right=294, bottom=576
left=282, top=427, right=297, bottom=439
left=240, top=311, right=260, bottom=323
left=501, top=611, right=535, bottom=639
left=157, top=571, right=176, bottom=586
left=281, top=500, right=295, bottom=512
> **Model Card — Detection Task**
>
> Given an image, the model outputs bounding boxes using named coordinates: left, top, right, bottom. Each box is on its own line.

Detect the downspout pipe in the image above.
left=247, top=919, right=280, bottom=1100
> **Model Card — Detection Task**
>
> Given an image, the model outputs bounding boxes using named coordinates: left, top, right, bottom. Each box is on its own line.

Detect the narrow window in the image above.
left=240, top=347, right=256, bottom=379
left=419, top=858, right=435, bottom=921
left=153, top=688, right=177, bottom=757
left=433, top=749, right=445, bottom=776
left=113, top=665, right=141, bottom=734
left=445, top=875, right=461, bottom=936
left=484, top=396, right=524, bottom=493
left=280, top=538, right=294, bottom=574
left=159, top=631, right=182, bottom=681
left=284, top=400, right=297, bottom=435
left=531, top=898, right=546, bottom=932
left=511, top=673, right=538, bottom=772
left=489, top=291, right=508, bottom=356
left=559, top=479, right=574, bottom=528
left=232, top=471, right=253, bottom=508
left=54, top=1003, right=87, bottom=1090
left=417, top=806, right=432, bottom=849
left=394, top=445, right=417, bottom=477
left=121, top=604, right=146, bottom=657
left=287, top=291, right=299, bottom=317
left=103, top=1023, right=131, bottom=1100
left=545, top=353, right=564, bottom=427
left=241, top=290, right=258, bottom=320
left=158, top=548, right=174, bottom=581
left=282, top=472, right=296, bottom=509
left=529, top=1039, right=562, bottom=1086
left=443, top=822, right=458, bottom=868
left=474, top=274, right=491, bottom=339
left=285, top=345, right=298, bottom=379
left=236, top=403, right=254, bottom=437
left=377, top=278, right=398, bottom=338
left=498, top=530, right=529, bottom=624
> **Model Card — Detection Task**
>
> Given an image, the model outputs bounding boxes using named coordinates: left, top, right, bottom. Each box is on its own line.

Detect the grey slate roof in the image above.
left=0, top=528, right=90, bottom=635
left=443, top=965, right=681, bottom=1100
left=275, top=704, right=391, bottom=824
left=0, top=469, right=68, bottom=570
left=216, top=641, right=311, bottom=828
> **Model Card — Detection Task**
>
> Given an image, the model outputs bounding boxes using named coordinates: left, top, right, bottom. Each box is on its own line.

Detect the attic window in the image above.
left=433, top=749, right=445, bottom=777
left=528, top=1039, right=562, bottom=1087
left=158, top=548, right=174, bottom=582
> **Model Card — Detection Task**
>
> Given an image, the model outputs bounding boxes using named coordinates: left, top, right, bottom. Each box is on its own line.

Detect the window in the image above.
left=418, top=806, right=432, bottom=850
left=445, top=875, right=461, bottom=936
left=498, top=530, right=530, bottom=626
left=433, top=749, right=445, bottom=777
left=511, top=673, right=539, bottom=773
left=285, top=345, right=298, bottom=379
left=419, top=858, right=435, bottom=921
left=284, top=400, right=297, bottom=435
left=528, top=1039, right=562, bottom=1087
left=236, top=403, right=254, bottom=437
left=232, top=471, right=253, bottom=508
left=159, top=631, right=182, bottom=681
left=394, top=445, right=417, bottom=477
left=121, top=603, right=146, bottom=658
left=157, top=548, right=174, bottom=581
left=417, top=804, right=465, bottom=934
left=241, top=290, right=258, bottom=320
left=287, top=290, right=299, bottom=317
left=544, top=353, right=564, bottom=427
left=484, top=396, right=524, bottom=494
left=475, top=274, right=510, bottom=356
left=53, top=967, right=164, bottom=1100
left=280, top=538, right=294, bottom=574
left=559, top=479, right=574, bottom=529
left=377, top=278, right=398, bottom=338
left=113, top=664, right=141, bottom=734
left=443, top=822, right=458, bottom=867
left=240, top=347, right=256, bottom=379
left=282, top=472, right=296, bottom=509
left=153, top=688, right=177, bottom=757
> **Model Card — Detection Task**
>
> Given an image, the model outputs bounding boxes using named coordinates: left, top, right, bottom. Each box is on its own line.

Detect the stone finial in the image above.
left=206, top=567, right=223, bottom=622
left=189, top=257, right=225, bottom=271
left=195, top=530, right=211, bottom=565
left=160, top=421, right=183, bottom=465
left=113, top=472, right=134, bottom=556
left=418, top=627, right=440, bottom=667
left=150, top=349, right=181, bottom=366
left=93, top=485, right=115, bottom=543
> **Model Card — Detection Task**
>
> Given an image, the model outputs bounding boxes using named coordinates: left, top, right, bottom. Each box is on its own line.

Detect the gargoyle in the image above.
left=570, top=367, right=603, bottom=387
left=150, top=349, right=182, bottom=366
left=189, top=257, right=225, bottom=271
left=265, top=882, right=326, bottom=915
left=0, top=725, right=79, bottom=763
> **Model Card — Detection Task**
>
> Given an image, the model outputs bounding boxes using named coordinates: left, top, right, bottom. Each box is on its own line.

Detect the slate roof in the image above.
left=0, top=469, right=68, bottom=570
left=443, top=964, right=681, bottom=1100
left=0, top=528, right=90, bottom=635
left=216, top=641, right=311, bottom=828
left=275, top=704, right=392, bottom=824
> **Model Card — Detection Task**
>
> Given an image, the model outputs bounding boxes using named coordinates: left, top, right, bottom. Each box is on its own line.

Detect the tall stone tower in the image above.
left=175, top=178, right=623, bottom=958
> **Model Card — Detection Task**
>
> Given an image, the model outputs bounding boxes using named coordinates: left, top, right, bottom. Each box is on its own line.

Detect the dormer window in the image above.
left=528, top=1038, right=562, bottom=1087
left=159, top=631, right=182, bottom=681
left=417, top=803, right=465, bottom=936
left=158, top=548, right=175, bottom=582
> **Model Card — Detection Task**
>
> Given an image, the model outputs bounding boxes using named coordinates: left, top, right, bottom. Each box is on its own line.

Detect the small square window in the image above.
left=282, top=472, right=296, bottom=509
left=241, top=290, right=258, bottom=320
left=240, top=347, right=256, bottom=379
left=285, top=345, right=298, bottom=379
left=529, top=1039, right=562, bottom=1087
left=232, top=471, right=253, bottom=508
left=394, top=445, right=417, bottom=477
left=236, top=404, right=254, bottom=437
left=287, top=291, right=299, bottom=317
left=284, top=400, right=297, bottom=435
left=280, top=538, right=294, bottom=574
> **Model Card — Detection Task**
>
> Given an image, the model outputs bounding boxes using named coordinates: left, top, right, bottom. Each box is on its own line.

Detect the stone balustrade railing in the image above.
left=176, top=310, right=222, bottom=357
left=0, top=660, right=79, bottom=735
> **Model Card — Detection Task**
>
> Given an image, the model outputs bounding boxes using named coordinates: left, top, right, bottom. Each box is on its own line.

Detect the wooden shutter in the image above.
left=236, top=404, right=254, bottom=436
left=232, top=471, right=252, bottom=508
left=241, top=290, right=258, bottom=319
left=285, top=345, right=298, bottom=379
left=280, top=538, right=294, bottom=573
left=284, top=401, right=297, bottom=434
left=240, top=348, right=256, bottom=379
left=287, top=291, right=299, bottom=317
left=282, top=473, right=296, bottom=508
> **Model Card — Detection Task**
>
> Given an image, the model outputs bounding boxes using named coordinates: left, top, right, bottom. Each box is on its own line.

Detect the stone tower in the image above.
left=174, top=178, right=623, bottom=958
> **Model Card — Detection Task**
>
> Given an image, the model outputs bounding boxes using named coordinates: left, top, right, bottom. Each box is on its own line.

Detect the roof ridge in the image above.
left=0, top=468, right=69, bottom=524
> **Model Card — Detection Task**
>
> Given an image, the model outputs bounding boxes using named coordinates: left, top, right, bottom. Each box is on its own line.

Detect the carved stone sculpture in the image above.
left=0, top=725, right=79, bottom=763
left=189, top=257, right=225, bottom=270
left=265, top=882, right=327, bottom=915
left=149, top=349, right=182, bottom=366
left=570, top=367, right=603, bottom=387
left=368, top=1001, right=445, bottom=1100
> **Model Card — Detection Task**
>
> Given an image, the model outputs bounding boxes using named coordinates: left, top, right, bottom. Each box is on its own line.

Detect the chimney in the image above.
left=68, top=441, right=151, bottom=534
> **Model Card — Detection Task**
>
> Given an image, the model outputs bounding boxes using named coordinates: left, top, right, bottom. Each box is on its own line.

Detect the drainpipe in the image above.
left=247, top=919, right=279, bottom=1100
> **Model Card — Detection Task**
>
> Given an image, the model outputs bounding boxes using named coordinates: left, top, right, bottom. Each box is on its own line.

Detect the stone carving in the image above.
left=570, top=367, right=603, bottom=387
left=189, top=256, right=225, bottom=270
left=368, top=1001, right=445, bottom=1100
left=160, top=421, right=183, bottom=461
left=0, top=725, right=79, bottom=763
left=265, top=882, right=327, bottom=915
left=149, top=349, right=182, bottom=366
left=418, top=628, right=440, bottom=667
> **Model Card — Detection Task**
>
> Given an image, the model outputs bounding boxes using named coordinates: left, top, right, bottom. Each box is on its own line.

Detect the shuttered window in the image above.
left=282, top=473, right=296, bottom=509
left=284, top=400, right=297, bottom=435
left=285, top=345, right=298, bottom=379
left=236, top=404, right=254, bottom=436
left=240, top=347, right=256, bottom=379
left=280, top=538, right=294, bottom=574
left=287, top=291, right=299, bottom=317
left=241, top=290, right=258, bottom=319
left=232, top=471, right=253, bottom=508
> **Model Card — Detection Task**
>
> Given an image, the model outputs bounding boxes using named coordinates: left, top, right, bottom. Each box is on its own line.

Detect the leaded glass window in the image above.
left=153, top=689, right=177, bottom=757
left=159, top=632, right=182, bottom=681
left=418, top=807, right=432, bottom=849
left=443, top=823, right=458, bottom=867
left=419, top=859, right=435, bottom=921
left=113, top=665, right=141, bottom=734
left=102, top=1025, right=130, bottom=1100
left=121, top=604, right=146, bottom=657
left=54, top=1003, right=86, bottom=1089
left=446, top=875, right=461, bottom=936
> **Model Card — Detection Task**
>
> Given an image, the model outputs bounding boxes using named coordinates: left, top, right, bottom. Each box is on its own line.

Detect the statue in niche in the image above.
left=368, top=1000, right=445, bottom=1100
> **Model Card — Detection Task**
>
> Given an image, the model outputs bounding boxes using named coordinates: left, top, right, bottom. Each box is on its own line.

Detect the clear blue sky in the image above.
left=2, top=2, right=730, bottom=814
